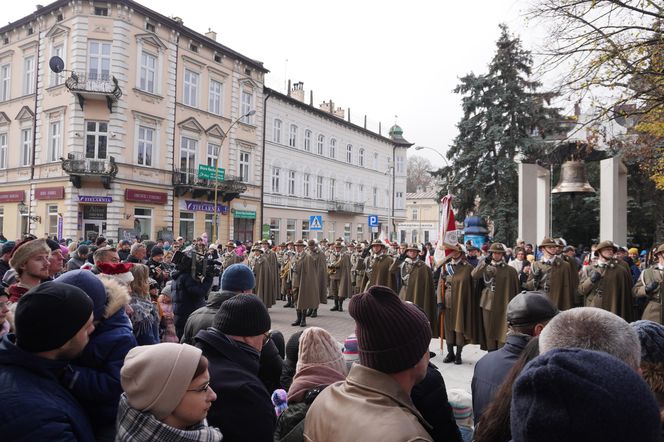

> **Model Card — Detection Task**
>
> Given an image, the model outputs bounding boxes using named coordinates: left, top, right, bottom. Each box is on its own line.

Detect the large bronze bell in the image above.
left=552, top=160, right=595, bottom=194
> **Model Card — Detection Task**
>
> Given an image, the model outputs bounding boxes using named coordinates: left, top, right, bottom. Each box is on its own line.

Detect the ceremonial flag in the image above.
left=439, top=194, right=458, bottom=256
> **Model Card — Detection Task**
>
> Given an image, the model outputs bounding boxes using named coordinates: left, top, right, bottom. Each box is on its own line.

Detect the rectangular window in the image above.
left=269, top=218, right=280, bottom=243
left=271, top=167, right=280, bottom=193
left=303, top=173, right=310, bottom=197
left=51, top=44, right=64, bottom=86
left=396, top=155, right=404, bottom=174
left=94, top=6, right=108, bottom=16
left=373, top=187, right=377, bottom=207
left=356, top=223, right=363, bottom=241
left=373, top=152, right=378, bottom=170
left=412, top=208, right=418, bottom=220
left=0, top=207, right=4, bottom=235
left=47, top=205, right=58, bottom=237
left=344, top=223, right=351, bottom=242
left=207, top=143, right=220, bottom=168
left=273, top=119, right=282, bottom=143
left=23, top=56, right=35, bottom=95
left=205, top=214, right=214, bottom=241
left=304, top=130, right=311, bottom=152
left=329, top=178, right=335, bottom=200
left=395, top=192, right=404, bottom=209
left=412, top=230, right=418, bottom=244
left=329, top=138, right=336, bottom=158
left=179, top=137, right=197, bottom=183
left=289, top=124, right=297, bottom=147
left=137, top=126, right=154, bottom=166
left=49, top=121, right=62, bottom=162
left=286, top=219, right=296, bottom=242
left=179, top=212, right=194, bottom=240
left=316, top=176, right=323, bottom=199
left=241, top=91, right=253, bottom=124
left=424, top=231, right=430, bottom=243
left=317, top=135, right=324, bottom=155
left=358, top=184, right=365, bottom=203
left=345, top=182, right=352, bottom=201
left=21, top=128, right=32, bottom=166
left=0, top=133, right=6, bottom=169
left=346, top=144, right=353, bottom=163
left=183, top=69, right=199, bottom=107
left=239, top=151, right=250, bottom=182
left=139, top=51, right=157, bottom=93
left=288, top=170, right=296, bottom=196
left=0, top=64, right=10, bottom=101
left=85, top=121, right=108, bottom=159
left=134, top=208, right=153, bottom=240
left=209, top=79, right=223, bottom=115
left=359, top=148, right=364, bottom=166
left=88, top=41, right=111, bottom=81
left=302, top=220, right=309, bottom=240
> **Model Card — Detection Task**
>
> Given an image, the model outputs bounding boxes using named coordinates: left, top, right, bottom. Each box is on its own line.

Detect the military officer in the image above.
left=633, top=244, right=664, bottom=323
left=362, top=239, right=398, bottom=291
left=523, top=237, right=573, bottom=310
left=327, top=241, right=353, bottom=312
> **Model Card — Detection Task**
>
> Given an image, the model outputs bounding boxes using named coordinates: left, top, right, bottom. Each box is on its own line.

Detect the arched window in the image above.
left=273, top=119, right=282, bottom=143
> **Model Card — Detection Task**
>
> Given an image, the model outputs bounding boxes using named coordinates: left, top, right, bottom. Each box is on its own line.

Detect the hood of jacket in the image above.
left=100, top=276, right=131, bottom=319
left=195, top=328, right=260, bottom=374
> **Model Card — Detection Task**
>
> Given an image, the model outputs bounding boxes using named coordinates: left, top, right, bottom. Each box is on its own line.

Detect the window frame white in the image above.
left=329, top=178, right=336, bottom=200
left=346, top=144, right=353, bottom=163
left=239, top=151, right=250, bottom=182
left=179, top=136, right=198, bottom=183
left=304, top=130, right=312, bottom=152
left=47, top=205, right=59, bottom=237
left=20, top=127, right=32, bottom=166
left=317, top=134, right=324, bottom=155
left=85, top=121, right=108, bottom=159
left=0, top=64, right=10, bottom=101
left=288, top=170, right=296, bottom=196
left=183, top=68, right=200, bottom=107
left=289, top=124, right=298, bottom=148
left=136, top=125, right=155, bottom=167
left=23, top=55, right=35, bottom=95
left=179, top=211, right=195, bottom=240
left=207, top=142, right=220, bottom=168
left=273, top=119, right=282, bottom=143
left=139, top=50, right=157, bottom=94
left=0, top=132, right=7, bottom=169
left=358, top=148, right=364, bottom=167
left=88, top=40, right=111, bottom=81
left=241, top=91, right=253, bottom=124
left=134, top=207, right=153, bottom=240
left=48, top=120, right=62, bottom=163
left=329, top=138, right=336, bottom=158
left=208, top=78, right=223, bottom=115
left=303, top=173, right=310, bottom=197
left=316, top=176, right=323, bottom=199
left=271, top=167, right=280, bottom=193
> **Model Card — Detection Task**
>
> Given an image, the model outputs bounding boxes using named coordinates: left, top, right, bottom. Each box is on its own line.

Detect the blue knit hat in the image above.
left=631, top=320, right=664, bottom=364
left=56, top=269, right=107, bottom=320
left=221, top=263, right=255, bottom=292
left=511, top=348, right=660, bottom=442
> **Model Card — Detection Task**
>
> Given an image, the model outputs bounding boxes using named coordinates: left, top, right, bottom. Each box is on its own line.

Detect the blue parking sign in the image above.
left=309, top=215, right=323, bottom=231
left=368, top=215, right=379, bottom=227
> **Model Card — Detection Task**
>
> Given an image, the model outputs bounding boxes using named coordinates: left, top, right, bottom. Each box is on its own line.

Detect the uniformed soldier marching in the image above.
left=634, top=244, right=664, bottom=323
left=523, top=237, right=574, bottom=310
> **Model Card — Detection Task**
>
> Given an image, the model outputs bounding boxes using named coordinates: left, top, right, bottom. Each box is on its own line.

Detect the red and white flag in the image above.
left=438, top=194, right=458, bottom=258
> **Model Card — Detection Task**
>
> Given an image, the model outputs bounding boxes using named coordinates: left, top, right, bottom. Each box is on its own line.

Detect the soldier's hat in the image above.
left=334, top=240, right=344, bottom=248
left=370, top=239, right=386, bottom=248
left=226, top=241, right=236, bottom=248
left=400, top=242, right=408, bottom=248
left=279, top=242, right=287, bottom=248
left=488, top=243, right=507, bottom=254
left=294, top=239, right=306, bottom=247
left=445, top=243, right=465, bottom=253
left=555, top=238, right=567, bottom=247
left=307, top=239, right=317, bottom=248
left=595, top=240, right=618, bottom=255
left=406, top=243, right=421, bottom=252
left=251, top=245, right=263, bottom=253
left=286, top=241, right=294, bottom=246
left=355, top=243, right=363, bottom=249
left=260, top=239, right=270, bottom=245
left=653, top=244, right=664, bottom=257
left=539, top=237, right=558, bottom=249
left=320, top=238, right=329, bottom=244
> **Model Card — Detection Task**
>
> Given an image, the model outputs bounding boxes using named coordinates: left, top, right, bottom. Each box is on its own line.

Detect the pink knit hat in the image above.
left=296, top=327, right=346, bottom=375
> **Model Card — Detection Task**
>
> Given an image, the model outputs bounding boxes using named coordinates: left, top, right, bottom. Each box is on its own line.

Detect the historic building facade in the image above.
left=397, top=189, right=440, bottom=244
left=0, top=0, right=266, bottom=242
left=262, top=83, right=411, bottom=243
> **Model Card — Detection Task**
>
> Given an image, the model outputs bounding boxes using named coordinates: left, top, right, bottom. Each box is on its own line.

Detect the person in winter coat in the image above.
left=173, top=268, right=214, bottom=339
left=275, top=327, right=347, bottom=442
left=0, top=282, right=96, bottom=441
left=127, top=263, right=161, bottom=345
left=631, top=320, right=664, bottom=440
left=55, top=270, right=137, bottom=441
left=117, top=343, right=222, bottom=442
left=159, top=283, right=179, bottom=343
left=280, top=331, right=304, bottom=391
left=195, top=294, right=276, bottom=442
left=0, top=290, right=12, bottom=338
left=0, top=240, right=15, bottom=281
left=67, top=244, right=89, bottom=271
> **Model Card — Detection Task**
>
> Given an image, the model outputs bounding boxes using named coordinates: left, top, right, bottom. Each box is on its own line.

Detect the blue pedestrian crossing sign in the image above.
left=368, top=215, right=379, bottom=227
left=309, top=215, right=323, bottom=231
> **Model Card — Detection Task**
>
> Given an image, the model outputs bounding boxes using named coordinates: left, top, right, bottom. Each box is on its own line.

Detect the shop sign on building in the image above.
left=125, top=189, right=168, bottom=204
left=185, top=200, right=229, bottom=214
left=35, top=187, right=65, bottom=200
left=0, top=190, right=25, bottom=202
left=78, top=196, right=113, bottom=203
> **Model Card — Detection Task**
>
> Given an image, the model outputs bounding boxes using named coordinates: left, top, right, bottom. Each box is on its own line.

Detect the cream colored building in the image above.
left=0, top=0, right=266, bottom=242
left=397, top=189, right=440, bottom=244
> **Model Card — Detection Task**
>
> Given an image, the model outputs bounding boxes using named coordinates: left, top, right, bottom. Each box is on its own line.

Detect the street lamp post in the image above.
left=212, top=109, right=255, bottom=244
left=414, top=145, right=453, bottom=195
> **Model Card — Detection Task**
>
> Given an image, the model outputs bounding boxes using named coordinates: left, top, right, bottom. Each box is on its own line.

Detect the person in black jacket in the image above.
left=173, top=270, right=213, bottom=339
left=411, top=353, right=462, bottom=442
left=195, top=294, right=275, bottom=442
left=0, top=241, right=15, bottom=282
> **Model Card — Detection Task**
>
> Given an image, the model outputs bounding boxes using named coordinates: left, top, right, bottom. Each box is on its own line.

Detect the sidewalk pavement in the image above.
left=269, top=299, right=485, bottom=391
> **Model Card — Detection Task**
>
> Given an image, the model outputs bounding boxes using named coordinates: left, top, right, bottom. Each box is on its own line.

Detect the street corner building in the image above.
left=0, top=0, right=267, bottom=242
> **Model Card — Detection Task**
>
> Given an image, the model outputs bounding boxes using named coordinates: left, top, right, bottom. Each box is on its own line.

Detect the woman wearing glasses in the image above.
left=117, top=343, right=222, bottom=441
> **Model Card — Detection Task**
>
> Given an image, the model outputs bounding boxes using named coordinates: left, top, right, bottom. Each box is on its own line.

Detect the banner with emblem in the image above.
left=439, top=194, right=458, bottom=256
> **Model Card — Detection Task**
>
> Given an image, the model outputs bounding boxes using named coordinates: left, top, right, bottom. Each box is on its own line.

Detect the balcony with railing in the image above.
left=173, top=168, right=247, bottom=201
left=65, top=73, right=122, bottom=112
left=328, top=200, right=365, bottom=214
left=60, top=152, right=119, bottom=189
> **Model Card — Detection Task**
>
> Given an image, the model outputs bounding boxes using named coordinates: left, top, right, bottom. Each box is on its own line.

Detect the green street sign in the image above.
left=198, top=164, right=225, bottom=181
left=262, top=223, right=270, bottom=239
left=235, top=210, right=256, bottom=219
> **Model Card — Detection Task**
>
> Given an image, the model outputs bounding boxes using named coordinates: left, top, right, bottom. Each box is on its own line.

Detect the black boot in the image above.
left=299, top=312, right=307, bottom=327
left=291, top=310, right=302, bottom=326
left=284, top=296, right=293, bottom=308
left=338, top=299, right=344, bottom=312
left=305, top=309, right=312, bottom=317
left=330, top=299, right=339, bottom=311
left=454, top=346, right=463, bottom=365
left=311, top=309, right=318, bottom=318
left=443, top=345, right=455, bottom=363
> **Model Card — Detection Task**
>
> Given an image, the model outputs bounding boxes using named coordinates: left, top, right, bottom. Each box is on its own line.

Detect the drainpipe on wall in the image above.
left=29, top=29, right=42, bottom=235
left=392, top=144, right=396, bottom=241
left=259, top=89, right=272, bottom=237
left=170, top=35, right=180, bottom=235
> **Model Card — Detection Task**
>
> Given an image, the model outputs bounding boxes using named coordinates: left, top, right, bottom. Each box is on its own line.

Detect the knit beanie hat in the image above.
left=342, top=333, right=359, bottom=370
left=631, top=320, right=664, bottom=393
left=1, top=241, right=15, bottom=256
left=97, top=262, right=134, bottom=285
left=150, top=246, right=164, bottom=258
left=349, top=285, right=432, bottom=373
left=55, top=269, right=107, bottom=321
left=296, top=327, right=346, bottom=375
left=511, top=348, right=661, bottom=442
left=213, top=293, right=271, bottom=336
left=221, top=263, right=256, bottom=292
left=14, top=281, right=93, bottom=352
left=9, top=239, right=50, bottom=271
left=447, top=389, right=473, bottom=427
left=46, top=239, right=60, bottom=252
left=121, top=343, right=202, bottom=420
left=286, top=331, right=304, bottom=362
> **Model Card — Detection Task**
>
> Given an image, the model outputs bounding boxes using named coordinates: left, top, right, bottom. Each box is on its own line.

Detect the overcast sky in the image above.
left=7, top=0, right=554, bottom=168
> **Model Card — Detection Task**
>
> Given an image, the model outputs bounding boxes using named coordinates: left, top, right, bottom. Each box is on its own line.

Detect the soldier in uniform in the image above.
left=327, top=241, right=353, bottom=312
left=523, top=237, right=574, bottom=310
left=260, top=239, right=280, bottom=307
left=249, top=245, right=274, bottom=308
left=291, top=240, right=325, bottom=325
left=579, top=240, right=634, bottom=321
left=290, top=240, right=306, bottom=323
left=280, top=242, right=296, bottom=307
left=350, top=243, right=364, bottom=295
left=221, top=241, right=243, bottom=274
left=438, top=244, right=474, bottom=364
left=560, top=242, right=582, bottom=306
left=471, top=243, right=520, bottom=351
left=307, top=239, right=328, bottom=318
left=634, top=244, right=664, bottom=323
left=362, top=239, right=398, bottom=291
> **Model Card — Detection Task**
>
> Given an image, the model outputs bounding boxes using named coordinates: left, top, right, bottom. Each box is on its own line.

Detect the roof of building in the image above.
left=407, top=190, right=440, bottom=200
left=265, top=87, right=406, bottom=146
left=0, top=0, right=268, bottom=73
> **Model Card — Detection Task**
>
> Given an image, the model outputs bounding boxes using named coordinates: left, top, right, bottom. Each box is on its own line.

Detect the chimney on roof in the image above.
left=291, top=82, right=304, bottom=102
left=36, top=4, right=43, bottom=10
left=320, top=100, right=333, bottom=113
left=172, top=16, right=183, bottom=25
left=310, top=90, right=313, bottom=106
left=205, top=29, right=217, bottom=41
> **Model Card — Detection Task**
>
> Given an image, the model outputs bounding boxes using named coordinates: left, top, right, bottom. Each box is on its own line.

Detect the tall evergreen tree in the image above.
left=435, top=24, right=561, bottom=244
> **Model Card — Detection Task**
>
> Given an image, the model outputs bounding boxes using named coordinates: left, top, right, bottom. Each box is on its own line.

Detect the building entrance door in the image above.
left=233, top=218, right=254, bottom=243
left=84, top=221, right=103, bottom=241
left=82, top=204, right=107, bottom=241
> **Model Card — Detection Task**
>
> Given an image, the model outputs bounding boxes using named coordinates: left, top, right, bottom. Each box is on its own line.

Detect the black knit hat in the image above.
left=349, top=285, right=432, bottom=373
left=14, top=282, right=93, bottom=352
left=286, top=331, right=304, bottom=362
left=213, top=293, right=271, bottom=336
left=150, top=246, right=164, bottom=258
